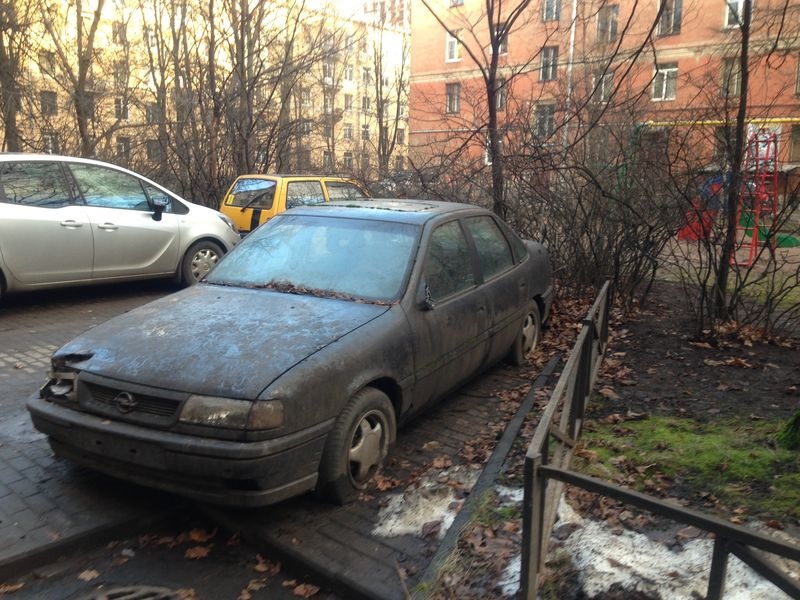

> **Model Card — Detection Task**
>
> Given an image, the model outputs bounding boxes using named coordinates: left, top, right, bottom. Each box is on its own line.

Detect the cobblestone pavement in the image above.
left=0, top=281, right=180, bottom=579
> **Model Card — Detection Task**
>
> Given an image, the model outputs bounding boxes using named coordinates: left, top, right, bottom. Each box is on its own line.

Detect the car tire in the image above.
left=179, top=240, right=223, bottom=285
left=317, top=387, right=396, bottom=504
left=507, top=302, right=541, bottom=366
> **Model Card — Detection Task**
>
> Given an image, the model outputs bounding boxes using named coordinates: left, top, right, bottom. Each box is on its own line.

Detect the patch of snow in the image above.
left=495, top=484, right=524, bottom=504
left=497, top=497, right=796, bottom=599
left=372, top=466, right=480, bottom=540
left=556, top=496, right=793, bottom=600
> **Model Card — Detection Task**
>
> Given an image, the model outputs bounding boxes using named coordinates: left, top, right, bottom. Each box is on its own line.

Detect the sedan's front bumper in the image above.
left=27, top=394, right=330, bottom=507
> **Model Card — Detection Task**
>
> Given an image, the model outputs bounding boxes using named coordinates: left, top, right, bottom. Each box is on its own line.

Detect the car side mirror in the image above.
left=416, top=281, right=435, bottom=311
left=151, top=195, right=169, bottom=221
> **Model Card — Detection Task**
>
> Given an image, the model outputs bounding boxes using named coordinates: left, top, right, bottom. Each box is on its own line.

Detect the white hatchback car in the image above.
left=0, top=154, right=239, bottom=301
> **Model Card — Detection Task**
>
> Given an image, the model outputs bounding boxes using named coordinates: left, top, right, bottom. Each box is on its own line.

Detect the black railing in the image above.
left=520, top=281, right=800, bottom=599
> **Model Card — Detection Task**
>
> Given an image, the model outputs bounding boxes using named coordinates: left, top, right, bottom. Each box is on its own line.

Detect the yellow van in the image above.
left=220, top=175, right=369, bottom=234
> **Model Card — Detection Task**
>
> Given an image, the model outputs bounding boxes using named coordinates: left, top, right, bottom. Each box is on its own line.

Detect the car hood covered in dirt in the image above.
left=53, top=284, right=390, bottom=399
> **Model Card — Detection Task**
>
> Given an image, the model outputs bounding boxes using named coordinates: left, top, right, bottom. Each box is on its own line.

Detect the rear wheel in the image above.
left=507, top=302, right=541, bottom=366
left=179, top=240, right=223, bottom=285
left=317, top=388, right=396, bottom=504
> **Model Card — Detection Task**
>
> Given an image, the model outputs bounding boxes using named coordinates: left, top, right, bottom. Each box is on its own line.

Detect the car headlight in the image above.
left=217, top=213, right=238, bottom=233
left=179, top=395, right=283, bottom=430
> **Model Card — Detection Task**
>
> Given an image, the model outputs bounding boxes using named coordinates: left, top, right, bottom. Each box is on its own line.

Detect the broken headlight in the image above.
left=40, top=371, right=78, bottom=403
left=179, top=395, right=284, bottom=430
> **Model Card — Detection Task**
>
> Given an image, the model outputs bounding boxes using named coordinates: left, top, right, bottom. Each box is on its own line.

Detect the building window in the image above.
left=324, top=94, right=332, bottom=114
left=38, top=50, right=56, bottom=73
left=344, top=151, right=353, bottom=169
left=323, top=151, right=332, bottom=168
left=543, top=0, right=561, bottom=21
left=597, top=5, right=619, bottom=42
left=446, top=31, right=461, bottom=61
left=42, top=132, right=59, bottom=154
left=113, top=61, right=127, bottom=88
left=322, top=60, right=334, bottom=81
left=790, top=125, right=800, bottom=162
left=362, top=95, right=370, bottom=112
left=496, top=78, right=507, bottom=111
left=722, top=57, right=741, bottom=98
left=301, top=89, right=312, bottom=107
left=146, top=139, right=163, bottom=162
left=40, top=90, right=57, bottom=116
left=361, top=154, right=370, bottom=173
left=362, top=124, right=370, bottom=140
left=362, top=66, right=372, bottom=85
left=114, top=97, right=128, bottom=120
left=592, top=71, right=614, bottom=103
left=445, top=82, right=461, bottom=113
left=657, top=0, right=682, bottom=35
left=146, top=102, right=162, bottom=125
left=652, top=62, right=677, bottom=101
left=496, top=21, right=508, bottom=54
left=343, top=123, right=353, bottom=140
left=144, top=25, right=157, bottom=47
left=540, top=46, right=558, bottom=81
left=450, top=0, right=463, bottom=6
left=116, top=136, right=131, bottom=161
left=112, top=21, right=127, bottom=45
left=397, top=127, right=405, bottom=144
left=324, top=123, right=332, bottom=138
left=534, top=104, right=555, bottom=138
left=394, top=155, right=404, bottom=171
left=725, top=0, right=743, bottom=27
left=484, top=135, right=503, bottom=165
left=300, top=120, right=312, bottom=135
left=345, top=64, right=354, bottom=81
left=344, top=94, right=353, bottom=110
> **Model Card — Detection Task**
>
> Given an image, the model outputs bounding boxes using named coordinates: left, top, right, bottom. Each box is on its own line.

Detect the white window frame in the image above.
left=657, top=0, right=682, bottom=35
left=721, top=57, right=741, bottom=97
left=540, top=46, right=558, bottom=81
left=543, top=0, right=561, bottom=21
left=652, top=63, right=678, bottom=101
left=534, top=104, right=556, bottom=138
left=446, top=31, right=461, bottom=62
left=592, top=71, right=614, bottom=103
left=597, top=5, right=619, bottom=42
left=725, top=0, right=744, bottom=27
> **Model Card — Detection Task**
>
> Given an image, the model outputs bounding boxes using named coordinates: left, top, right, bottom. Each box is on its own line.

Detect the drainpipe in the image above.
left=563, top=0, right=580, bottom=151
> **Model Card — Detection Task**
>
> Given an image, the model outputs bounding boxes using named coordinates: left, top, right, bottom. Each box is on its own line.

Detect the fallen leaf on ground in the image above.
left=253, top=554, right=281, bottom=576
left=78, top=569, right=100, bottom=582
left=184, top=545, right=211, bottom=559
left=766, top=520, right=784, bottom=530
left=599, top=387, right=620, bottom=400
left=0, top=583, right=24, bottom=593
left=432, top=455, right=453, bottom=469
left=293, top=583, right=320, bottom=598
left=188, top=528, right=216, bottom=543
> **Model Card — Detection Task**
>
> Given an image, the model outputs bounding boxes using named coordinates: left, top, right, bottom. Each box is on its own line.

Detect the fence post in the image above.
left=707, top=536, right=729, bottom=600
left=521, top=452, right=545, bottom=600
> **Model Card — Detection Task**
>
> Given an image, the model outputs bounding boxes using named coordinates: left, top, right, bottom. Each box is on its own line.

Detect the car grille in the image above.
left=83, top=381, right=181, bottom=418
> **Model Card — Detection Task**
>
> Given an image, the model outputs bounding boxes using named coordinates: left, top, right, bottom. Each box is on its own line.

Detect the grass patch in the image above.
left=576, top=415, right=799, bottom=520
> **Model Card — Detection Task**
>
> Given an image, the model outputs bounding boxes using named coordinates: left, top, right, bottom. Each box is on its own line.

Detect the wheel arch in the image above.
left=364, top=377, right=403, bottom=421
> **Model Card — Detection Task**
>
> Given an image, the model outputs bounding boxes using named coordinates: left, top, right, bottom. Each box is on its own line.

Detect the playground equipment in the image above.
left=731, top=128, right=779, bottom=267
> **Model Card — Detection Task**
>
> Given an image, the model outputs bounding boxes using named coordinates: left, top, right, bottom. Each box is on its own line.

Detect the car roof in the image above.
left=286, top=199, right=484, bottom=225
left=233, top=174, right=360, bottom=182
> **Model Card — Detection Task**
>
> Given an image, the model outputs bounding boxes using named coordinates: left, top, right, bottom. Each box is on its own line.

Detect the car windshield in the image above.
left=206, top=214, right=420, bottom=302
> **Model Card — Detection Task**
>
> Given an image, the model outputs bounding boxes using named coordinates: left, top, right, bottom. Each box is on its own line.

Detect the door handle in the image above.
left=60, top=220, right=83, bottom=228
left=97, top=223, right=118, bottom=231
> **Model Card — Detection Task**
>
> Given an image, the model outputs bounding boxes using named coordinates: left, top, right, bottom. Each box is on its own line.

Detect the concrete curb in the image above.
left=0, top=506, right=182, bottom=584
left=414, top=354, right=560, bottom=596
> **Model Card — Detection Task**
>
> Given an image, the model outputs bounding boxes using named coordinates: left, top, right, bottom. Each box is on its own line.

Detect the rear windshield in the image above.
left=207, top=214, right=420, bottom=302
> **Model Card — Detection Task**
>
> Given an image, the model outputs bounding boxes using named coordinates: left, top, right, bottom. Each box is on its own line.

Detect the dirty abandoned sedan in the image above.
left=27, top=200, right=553, bottom=507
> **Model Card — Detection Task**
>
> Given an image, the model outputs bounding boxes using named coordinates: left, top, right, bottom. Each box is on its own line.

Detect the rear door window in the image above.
left=229, top=178, right=276, bottom=209
left=286, top=181, right=325, bottom=209
left=423, top=220, right=476, bottom=302
left=465, top=216, right=514, bottom=280
left=325, top=181, right=366, bottom=200
left=69, top=164, right=151, bottom=211
left=0, top=161, right=72, bottom=208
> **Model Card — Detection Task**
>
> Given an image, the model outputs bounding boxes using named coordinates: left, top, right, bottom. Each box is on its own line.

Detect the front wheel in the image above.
left=317, top=388, right=396, bottom=504
left=507, top=302, right=541, bottom=366
left=179, top=240, right=223, bottom=285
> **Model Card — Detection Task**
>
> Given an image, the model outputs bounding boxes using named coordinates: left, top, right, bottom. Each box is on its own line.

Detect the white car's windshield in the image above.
left=206, top=214, right=420, bottom=302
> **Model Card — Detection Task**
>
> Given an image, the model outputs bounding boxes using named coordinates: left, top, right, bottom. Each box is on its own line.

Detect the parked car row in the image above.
left=6, top=153, right=554, bottom=508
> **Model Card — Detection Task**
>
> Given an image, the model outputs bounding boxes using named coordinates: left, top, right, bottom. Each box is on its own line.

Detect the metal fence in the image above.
left=520, top=281, right=800, bottom=599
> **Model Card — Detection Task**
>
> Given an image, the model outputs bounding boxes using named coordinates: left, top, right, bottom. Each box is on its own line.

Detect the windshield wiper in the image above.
left=239, top=190, right=271, bottom=211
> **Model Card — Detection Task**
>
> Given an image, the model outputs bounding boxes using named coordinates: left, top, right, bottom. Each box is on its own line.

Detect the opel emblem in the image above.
left=113, top=391, right=137, bottom=413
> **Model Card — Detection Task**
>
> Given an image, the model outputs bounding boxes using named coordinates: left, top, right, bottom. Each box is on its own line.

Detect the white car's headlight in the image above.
left=180, top=395, right=283, bottom=430
left=217, top=213, right=238, bottom=233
